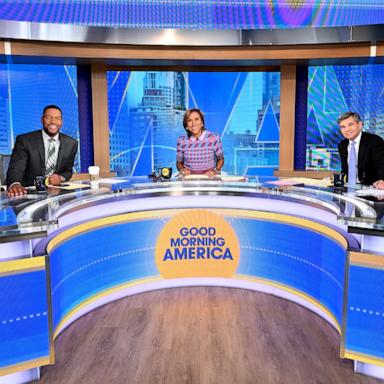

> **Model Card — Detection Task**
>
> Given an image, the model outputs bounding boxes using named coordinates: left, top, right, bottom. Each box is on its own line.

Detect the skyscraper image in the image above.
left=111, top=71, right=187, bottom=176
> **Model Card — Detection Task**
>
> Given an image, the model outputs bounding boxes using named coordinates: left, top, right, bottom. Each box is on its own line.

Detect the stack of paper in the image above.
left=355, top=188, right=384, bottom=197
left=268, top=177, right=331, bottom=187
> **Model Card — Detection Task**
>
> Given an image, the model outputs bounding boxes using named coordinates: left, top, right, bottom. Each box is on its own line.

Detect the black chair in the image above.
left=0, top=154, right=11, bottom=189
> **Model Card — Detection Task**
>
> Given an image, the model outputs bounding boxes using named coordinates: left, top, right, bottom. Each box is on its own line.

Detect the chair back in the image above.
left=0, top=154, right=11, bottom=185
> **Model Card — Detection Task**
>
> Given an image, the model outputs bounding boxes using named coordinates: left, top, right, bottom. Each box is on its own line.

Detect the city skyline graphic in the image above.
left=1, top=64, right=384, bottom=180
left=107, top=71, right=281, bottom=176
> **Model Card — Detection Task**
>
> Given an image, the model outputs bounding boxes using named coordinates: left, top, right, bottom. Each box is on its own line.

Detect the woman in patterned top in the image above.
left=176, top=108, right=224, bottom=177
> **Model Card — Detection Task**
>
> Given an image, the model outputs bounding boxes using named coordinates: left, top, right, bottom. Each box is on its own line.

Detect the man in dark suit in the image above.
left=338, top=111, right=384, bottom=190
left=6, top=105, right=78, bottom=197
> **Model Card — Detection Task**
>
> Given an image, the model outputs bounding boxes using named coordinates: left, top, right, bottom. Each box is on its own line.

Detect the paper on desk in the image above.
left=220, top=175, right=247, bottom=182
left=183, top=174, right=246, bottom=182
left=184, top=174, right=210, bottom=180
left=267, top=178, right=303, bottom=186
left=297, top=177, right=332, bottom=187
left=49, top=182, right=89, bottom=190
left=98, top=178, right=128, bottom=184
left=355, top=188, right=384, bottom=197
left=268, top=177, right=331, bottom=187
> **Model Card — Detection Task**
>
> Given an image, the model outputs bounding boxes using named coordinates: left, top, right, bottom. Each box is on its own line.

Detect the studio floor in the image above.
left=39, top=287, right=382, bottom=384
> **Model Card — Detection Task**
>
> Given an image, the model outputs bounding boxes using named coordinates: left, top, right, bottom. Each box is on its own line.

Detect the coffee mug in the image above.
left=88, top=166, right=100, bottom=181
left=34, top=176, right=47, bottom=192
left=88, top=166, right=100, bottom=188
left=333, top=172, right=346, bottom=188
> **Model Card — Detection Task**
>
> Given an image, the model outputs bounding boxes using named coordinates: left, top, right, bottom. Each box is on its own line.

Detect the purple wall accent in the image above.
left=294, top=66, right=308, bottom=170
left=77, top=65, right=94, bottom=172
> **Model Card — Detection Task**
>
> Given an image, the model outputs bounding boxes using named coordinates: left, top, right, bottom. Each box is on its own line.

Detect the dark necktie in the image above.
left=45, top=138, right=56, bottom=177
left=348, top=141, right=357, bottom=185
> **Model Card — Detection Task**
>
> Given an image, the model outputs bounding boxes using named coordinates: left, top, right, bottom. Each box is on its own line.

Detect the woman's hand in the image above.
left=204, top=168, right=219, bottom=178
left=180, top=168, right=191, bottom=177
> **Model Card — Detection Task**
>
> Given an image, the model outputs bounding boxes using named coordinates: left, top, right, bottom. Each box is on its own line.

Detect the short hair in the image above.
left=183, top=108, right=205, bottom=128
left=337, top=111, right=362, bottom=125
left=43, top=105, right=62, bottom=116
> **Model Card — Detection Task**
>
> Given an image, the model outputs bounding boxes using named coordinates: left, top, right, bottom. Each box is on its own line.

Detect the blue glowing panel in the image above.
left=0, top=207, right=17, bottom=226
left=0, top=1, right=384, bottom=29
left=188, top=72, right=247, bottom=136
left=306, top=64, right=384, bottom=171
left=0, top=267, right=49, bottom=369
left=107, top=71, right=280, bottom=176
left=345, top=265, right=384, bottom=359
left=49, top=212, right=345, bottom=333
left=0, top=64, right=81, bottom=172
left=233, top=218, right=346, bottom=324
left=50, top=219, right=163, bottom=330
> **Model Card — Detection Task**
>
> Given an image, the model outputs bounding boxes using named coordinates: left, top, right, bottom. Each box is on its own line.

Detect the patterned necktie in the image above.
left=348, top=141, right=357, bottom=185
left=45, top=138, right=56, bottom=177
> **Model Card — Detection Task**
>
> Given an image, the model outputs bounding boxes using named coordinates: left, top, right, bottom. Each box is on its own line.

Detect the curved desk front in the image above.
left=0, top=179, right=383, bottom=382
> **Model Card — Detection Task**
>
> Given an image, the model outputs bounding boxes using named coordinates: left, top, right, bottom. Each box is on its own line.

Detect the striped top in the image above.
left=176, top=130, right=224, bottom=173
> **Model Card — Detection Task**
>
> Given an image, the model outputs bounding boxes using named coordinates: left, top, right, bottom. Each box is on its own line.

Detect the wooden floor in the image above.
left=39, top=287, right=382, bottom=384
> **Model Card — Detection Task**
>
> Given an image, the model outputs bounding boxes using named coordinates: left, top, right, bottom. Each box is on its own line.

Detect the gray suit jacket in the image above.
left=6, top=130, right=78, bottom=187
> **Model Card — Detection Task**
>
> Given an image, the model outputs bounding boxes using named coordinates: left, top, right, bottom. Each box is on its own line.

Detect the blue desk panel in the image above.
left=0, top=257, right=51, bottom=375
left=344, top=263, right=384, bottom=363
left=48, top=209, right=347, bottom=336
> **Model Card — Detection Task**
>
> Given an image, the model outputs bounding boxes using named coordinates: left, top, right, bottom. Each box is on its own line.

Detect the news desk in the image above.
left=0, top=177, right=383, bottom=383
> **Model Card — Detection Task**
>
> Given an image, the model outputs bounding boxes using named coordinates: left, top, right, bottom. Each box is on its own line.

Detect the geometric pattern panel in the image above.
left=306, top=64, right=384, bottom=171
left=0, top=64, right=80, bottom=172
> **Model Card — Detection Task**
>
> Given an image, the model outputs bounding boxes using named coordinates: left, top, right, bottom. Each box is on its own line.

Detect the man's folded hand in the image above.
left=373, top=179, right=384, bottom=190
left=7, top=183, right=27, bottom=197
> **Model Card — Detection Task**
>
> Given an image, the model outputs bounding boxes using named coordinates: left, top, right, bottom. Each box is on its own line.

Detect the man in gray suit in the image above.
left=6, top=105, right=78, bottom=197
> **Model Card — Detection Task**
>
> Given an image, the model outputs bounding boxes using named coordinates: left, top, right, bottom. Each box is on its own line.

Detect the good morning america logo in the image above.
left=155, top=210, right=240, bottom=278
left=164, top=226, right=233, bottom=261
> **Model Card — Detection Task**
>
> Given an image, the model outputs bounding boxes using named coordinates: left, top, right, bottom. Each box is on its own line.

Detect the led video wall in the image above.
left=306, top=64, right=384, bottom=171
left=107, top=71, right=280, bottom=176
left=0, top=64, right=81, bottom=173
left=0, top=1, right=383, bottom=29
left=2, top=63, right=384, bottom=178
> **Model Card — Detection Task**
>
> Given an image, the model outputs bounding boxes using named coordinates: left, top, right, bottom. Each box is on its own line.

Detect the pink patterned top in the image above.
left=176, top=130, right=224, bottom=174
